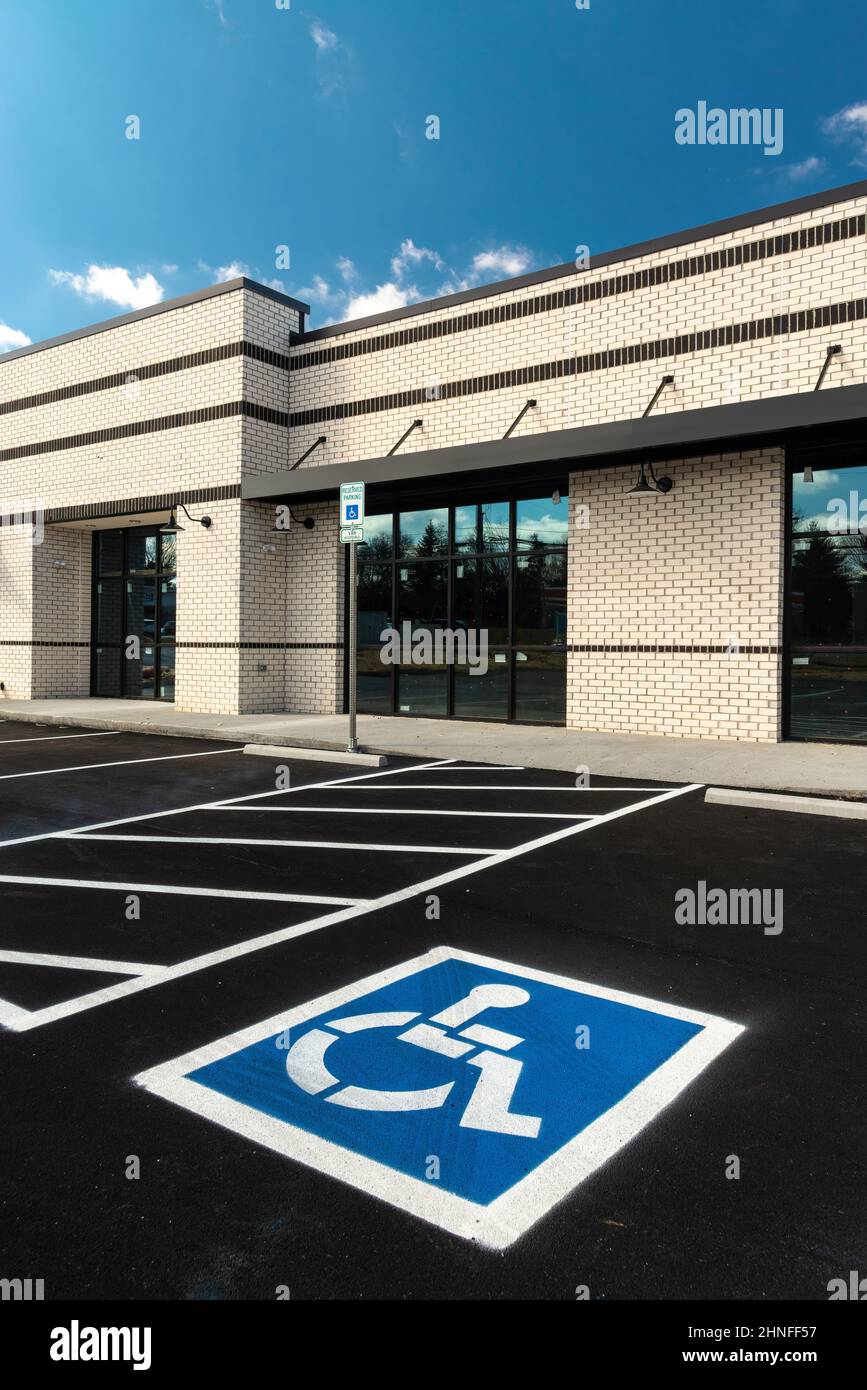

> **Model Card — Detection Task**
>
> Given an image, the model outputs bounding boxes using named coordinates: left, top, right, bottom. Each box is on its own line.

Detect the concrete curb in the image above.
left=242, top=743, right=388, bottom=768
left=705, top=787, right=867, bottom=820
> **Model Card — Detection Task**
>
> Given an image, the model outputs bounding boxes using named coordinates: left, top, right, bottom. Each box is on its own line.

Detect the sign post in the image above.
left=339, top=483, right=366, bottom=753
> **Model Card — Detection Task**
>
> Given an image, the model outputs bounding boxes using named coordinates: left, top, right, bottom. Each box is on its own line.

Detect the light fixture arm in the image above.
left=177, top=503, right=212, bottom=529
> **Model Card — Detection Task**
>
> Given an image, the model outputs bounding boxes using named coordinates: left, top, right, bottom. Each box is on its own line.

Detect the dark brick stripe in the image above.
left=45, top=484, right=241, bottom=525
left=0, top=341, right=290, bottom=419
left=5, top=292, right=865, bottom=457
left=289, top=295, right=867, bottom=428
left=292, top=214, right=867, bottom=369
left=0, top=401, right=284, bottom=464
left=2, top=213, right=860, bottom=419
left=567, top=643, right=781, bottom=655
left=0, top=639, right=344, bottom=650
left=175, top=641, right=343, bottom=650
left=1, top=640, right=775, bottom=653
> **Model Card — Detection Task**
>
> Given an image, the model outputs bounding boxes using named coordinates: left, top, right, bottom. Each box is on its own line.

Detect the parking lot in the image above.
left=0, top=718, right=864, bottom=1299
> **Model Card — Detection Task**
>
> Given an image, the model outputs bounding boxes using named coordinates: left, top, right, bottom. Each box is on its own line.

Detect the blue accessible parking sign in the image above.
left=136, top=948, right=743, bottom=1248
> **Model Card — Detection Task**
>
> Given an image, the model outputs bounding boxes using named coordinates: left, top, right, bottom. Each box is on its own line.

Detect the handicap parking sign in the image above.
left=136, top=948, right=743, bottom=1248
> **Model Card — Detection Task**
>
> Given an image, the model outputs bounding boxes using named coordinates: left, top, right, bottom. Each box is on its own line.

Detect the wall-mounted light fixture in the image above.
left=271, top=510, right=315, bottom=532
left=628, top=460, right=673, bottom=495
left=160, top=504, right=212, bottom=534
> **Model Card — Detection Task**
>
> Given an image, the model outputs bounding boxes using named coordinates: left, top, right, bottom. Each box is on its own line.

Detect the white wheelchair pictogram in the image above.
left=284, top=983, right=542, bottom=1139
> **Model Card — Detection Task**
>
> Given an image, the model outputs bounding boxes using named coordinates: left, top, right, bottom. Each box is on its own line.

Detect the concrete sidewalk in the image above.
left=2, top=697, right=867, bottom=797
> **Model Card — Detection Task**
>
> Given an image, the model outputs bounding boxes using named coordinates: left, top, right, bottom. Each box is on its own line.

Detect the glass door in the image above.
left=92, top=526, right=177, bottom=700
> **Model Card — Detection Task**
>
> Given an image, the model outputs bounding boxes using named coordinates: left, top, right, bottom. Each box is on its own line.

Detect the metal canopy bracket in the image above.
left=241, top=382, right=867, bottom=505
left=814, top=344, right=841, bottom=391
left=290, top=435, right=327, bottom=470
left=503, top=399, right=537, bottom=440
left=388, top=419, right=423, bottom=456
left=643, top=374, right=675, bottom=417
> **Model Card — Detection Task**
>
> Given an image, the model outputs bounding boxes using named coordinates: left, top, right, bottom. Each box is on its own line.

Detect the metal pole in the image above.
left=347, top=539, right=358, bottom=752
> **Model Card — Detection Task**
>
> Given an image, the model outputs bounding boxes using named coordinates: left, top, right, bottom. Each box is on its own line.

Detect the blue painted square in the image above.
left=186, top=958, right=703, bottom=1206
left=344, top=503, right=359, bottom=520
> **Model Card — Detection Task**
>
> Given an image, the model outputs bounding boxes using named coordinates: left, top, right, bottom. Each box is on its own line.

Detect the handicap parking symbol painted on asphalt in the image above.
left=136, top=948, right=744, bottom=1248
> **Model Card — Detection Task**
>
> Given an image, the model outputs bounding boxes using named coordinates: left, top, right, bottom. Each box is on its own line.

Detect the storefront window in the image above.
left=516, top=496, right=569, bottom=549
left=397, top=508, right=448, bottom=558
left=788, top=462, right=867, bottom=742
left=355, top=491, right=567, bottom=722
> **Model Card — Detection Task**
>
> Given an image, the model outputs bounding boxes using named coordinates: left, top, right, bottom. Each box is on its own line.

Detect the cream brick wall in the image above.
left=0, top=524, right=36, bottom=698
left=287, top=190, right=867, bottom=469
left=567, top=449, right=785, bottom=741
left=0, top=285, right=301, bottom=713
left=174, top=497, right=243, bottom=715
left=0, top=285, right=301, bottom=511
left=30, top=528, right=92, bottom=698
left=237, top=499, right=343, bottom=715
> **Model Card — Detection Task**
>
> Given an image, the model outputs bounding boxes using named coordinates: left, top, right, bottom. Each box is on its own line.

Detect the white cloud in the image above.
left=0, top=321, right=31, bottom=352
left=300, top=237, right=540, bottom=326
left=215, top=261, right=249, bottom=281
left=345, top=282, right=419, bottom=319
left=49, top=265, right=164, bottom=310
left=197, top=259, right=250, bottom=283
left=310, top=21, right=337, bottom=53
left=205, top=0, right=229, bottom=27
left=822, top=101, right=867, bottom=165
left=390, top=238, right=445, bottom=279
left=299, top=275, right=333, bottom=302
left=469, top=247, right=533, bottom=279
left=782, top=155, right=825, bottom=181
left=438, top=245, right=535, bottom=295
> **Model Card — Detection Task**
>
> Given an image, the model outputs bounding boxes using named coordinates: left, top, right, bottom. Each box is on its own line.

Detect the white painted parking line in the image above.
left=0, top=782, right=701, bottom=1031
left=209, top=806, right=595, bottom=820
left=0, top=757, right=458, bottom=850
left=0, top=746, right=246, bottom=783
left=334, top=784, right=680, bottom=793
left=0, top=731, right=122, bottom=745
left=0, top=997, right=35, bottom=1029
left=0, top=875, right=368, bottom=907
left=392, top=765, right=525, bottom=772
left=62, top=834, right=501, bottom=855
left=0, top=948, right=162, bottom=976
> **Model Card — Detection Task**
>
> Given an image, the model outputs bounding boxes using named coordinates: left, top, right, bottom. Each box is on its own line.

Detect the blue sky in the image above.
left=1, top=0, right=866, bottom=351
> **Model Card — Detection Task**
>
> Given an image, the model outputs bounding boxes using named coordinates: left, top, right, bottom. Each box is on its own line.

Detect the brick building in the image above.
left=2, top=178, right=867, bottom=743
